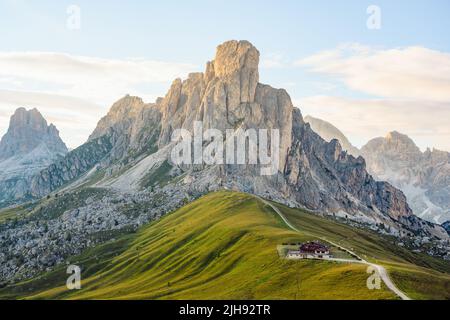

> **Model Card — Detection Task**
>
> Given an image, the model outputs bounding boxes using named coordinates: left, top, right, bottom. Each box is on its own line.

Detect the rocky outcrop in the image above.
left=361, top=132, right=450, bottom=224
left=94, top=40, right=437, bottom=237
left=0, top=108, right=68, bottom=206
left=304, top=115, right=360, bottom=157
left=89, top=95, right=162, bottom=161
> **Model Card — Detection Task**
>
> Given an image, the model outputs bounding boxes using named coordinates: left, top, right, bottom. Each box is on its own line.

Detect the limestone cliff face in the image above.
left=157, top=40, right=292, bottom=169
left=0, top=108, right=68, bottom=205
left=5, top=40, right=446, bottom=239
left=362, top=132, right=450, bottom=224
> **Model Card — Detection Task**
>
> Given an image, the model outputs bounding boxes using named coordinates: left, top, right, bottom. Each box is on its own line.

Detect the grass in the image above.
left=0, top=205, right=29, bottom=224
left=277, top=203, right=450, bottom=271
left=273, top=202, right=450, bottom=299
left=0, top=191, right=399, bottom=300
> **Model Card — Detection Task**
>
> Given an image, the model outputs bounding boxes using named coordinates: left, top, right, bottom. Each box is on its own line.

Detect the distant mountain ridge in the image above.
left=362, top=132, right=450, bottom=224
left=304, top=115, right=450, bottom=224
left=0, top=108, right=68, bottom=205
left=304, top=115, right=360, bottom=157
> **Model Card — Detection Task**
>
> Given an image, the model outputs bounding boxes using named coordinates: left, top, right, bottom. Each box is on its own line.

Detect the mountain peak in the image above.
left=89, top=95, right=146, bottom=141
left=0, top=108, right=67, bottom=160
left=212, top=40, right=260, bottom=79
left=9, top=107, right=48, bottom=132
left=21, top=40, right=423, bottom=233
left=383, top=131, right=421, bottom=154
left=386, top=130, right=411, bottom=142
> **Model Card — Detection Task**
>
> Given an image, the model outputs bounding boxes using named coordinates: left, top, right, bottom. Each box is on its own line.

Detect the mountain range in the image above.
left=0, top=40, right=448, bottom=288
left=305, top=116, right=450, bottom=225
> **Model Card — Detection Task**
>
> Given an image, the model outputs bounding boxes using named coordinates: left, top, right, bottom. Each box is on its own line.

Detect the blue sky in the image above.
left=1, top=0, right=450, bottom=150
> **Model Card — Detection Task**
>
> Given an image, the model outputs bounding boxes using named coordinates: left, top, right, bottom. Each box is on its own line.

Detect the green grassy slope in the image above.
left=273, top=203, right=450, bottom=299
left=1, top=191, right=404, bottom=300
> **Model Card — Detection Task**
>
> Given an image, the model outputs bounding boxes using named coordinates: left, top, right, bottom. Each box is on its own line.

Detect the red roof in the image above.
left=299, top=242, right=329, bottom=253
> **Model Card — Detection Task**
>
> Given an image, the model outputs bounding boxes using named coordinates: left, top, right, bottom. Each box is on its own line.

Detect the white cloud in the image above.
left=0, top=51, right=197, bottom=148
left=0, top=90, right=104, bottom=149
left=296, top=44, right=450, bottom=102
left=0, top=51, right=197, bottom=105
left=295, top=44, right=450, bottom=152
left=297, top=95, right=450, bottom=152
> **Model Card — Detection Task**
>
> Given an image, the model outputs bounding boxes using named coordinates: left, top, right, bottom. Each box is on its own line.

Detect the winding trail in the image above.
left=255, top=195, right=412, bottom=300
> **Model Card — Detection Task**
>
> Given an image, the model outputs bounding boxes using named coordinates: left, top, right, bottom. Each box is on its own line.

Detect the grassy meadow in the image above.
left=1, top=191, right=449, bottom=300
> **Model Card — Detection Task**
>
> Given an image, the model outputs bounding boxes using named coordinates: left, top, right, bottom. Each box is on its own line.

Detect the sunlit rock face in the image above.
left=156, top=40, right=293, bottom=170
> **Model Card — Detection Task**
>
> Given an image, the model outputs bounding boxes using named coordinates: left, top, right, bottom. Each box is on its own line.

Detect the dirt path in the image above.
left=256, top=195, right=412, bottom=300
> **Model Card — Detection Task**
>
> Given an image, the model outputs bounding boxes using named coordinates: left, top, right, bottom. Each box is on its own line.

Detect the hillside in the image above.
left=1, top=192, right=449, bottom=300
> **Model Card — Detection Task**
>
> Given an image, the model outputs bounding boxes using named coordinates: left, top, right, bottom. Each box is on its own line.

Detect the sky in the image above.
left=0, top=0, right=449, bottom=150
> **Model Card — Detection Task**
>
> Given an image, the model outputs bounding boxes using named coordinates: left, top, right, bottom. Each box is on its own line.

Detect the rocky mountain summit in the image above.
left=1, top=40, right=448, bottom=283
left=362, top=132, right=450, bottom=224
left=0, top=108, right=68, bottom=206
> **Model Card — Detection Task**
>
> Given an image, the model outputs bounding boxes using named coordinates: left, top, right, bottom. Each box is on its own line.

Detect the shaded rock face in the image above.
left=285, top=111, right=415, bottom=225
left=6, top=40, right=446, bottom=239
left=443, top=221, right=450, bottom=235
left=0, top=108, right=68, bottom=205
left=28, top=135, right=114, bottom=198
left=362, top=132, right=450, bottom=224
left=300, top=115, right=450, bottom=225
